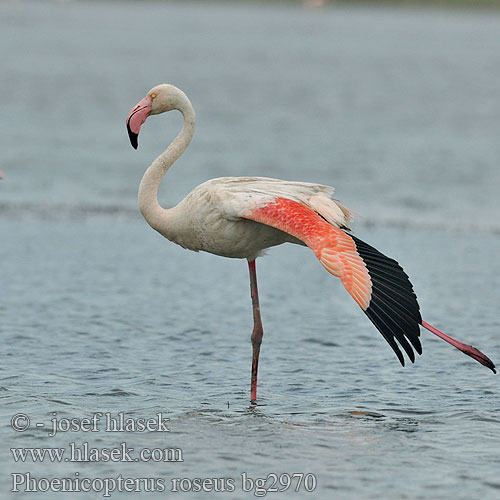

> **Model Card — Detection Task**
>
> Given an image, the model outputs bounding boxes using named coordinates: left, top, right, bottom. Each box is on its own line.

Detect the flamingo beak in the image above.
left=126, top=96, right=153, bottom=149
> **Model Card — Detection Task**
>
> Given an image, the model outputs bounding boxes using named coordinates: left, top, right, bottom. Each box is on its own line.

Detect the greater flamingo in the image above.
left=126, top=84, right=495, bottom=402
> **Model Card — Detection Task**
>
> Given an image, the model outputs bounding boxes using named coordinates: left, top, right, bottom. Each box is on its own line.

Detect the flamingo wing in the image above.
left=243, top=196, right=423, bottom=366
left=203, top=177, right=354, bottom=229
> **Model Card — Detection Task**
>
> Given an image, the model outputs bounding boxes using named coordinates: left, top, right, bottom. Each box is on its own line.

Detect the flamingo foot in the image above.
left=421, top=320, right=496, bottom=373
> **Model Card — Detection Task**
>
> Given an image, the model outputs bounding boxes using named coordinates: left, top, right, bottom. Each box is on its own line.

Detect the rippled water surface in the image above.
left=1, top=1, right=500, bottom=499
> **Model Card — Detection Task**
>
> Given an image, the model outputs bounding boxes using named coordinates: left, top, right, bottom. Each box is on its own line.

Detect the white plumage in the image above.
left=166, top=176, right=353, bottom=259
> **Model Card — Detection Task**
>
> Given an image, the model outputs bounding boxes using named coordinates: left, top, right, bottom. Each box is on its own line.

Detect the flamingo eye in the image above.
left=150, top=93, right=157, bottom=99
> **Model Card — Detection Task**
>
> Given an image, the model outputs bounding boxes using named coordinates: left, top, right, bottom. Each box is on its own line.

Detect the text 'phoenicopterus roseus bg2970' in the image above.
left=126, top=84, right=495, bottom=402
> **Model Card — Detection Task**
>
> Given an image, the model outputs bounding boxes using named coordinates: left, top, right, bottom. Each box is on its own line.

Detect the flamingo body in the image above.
left=126, top=84, right=495, bottom=402
left=155, top=177, right=350, bottom=259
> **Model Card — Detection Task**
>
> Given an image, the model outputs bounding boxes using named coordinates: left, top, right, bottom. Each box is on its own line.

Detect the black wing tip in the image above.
left=351, top=232, right=423, bottom=366
left=365, top=304, right=419, bottom=366
left=397, top=351, right=405, bottom=367
left=126, top=121, right=139, bottom=149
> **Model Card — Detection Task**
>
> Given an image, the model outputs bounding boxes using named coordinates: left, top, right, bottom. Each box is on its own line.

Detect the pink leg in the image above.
left=248, top=259, right=264, bottom=402
left=421, top=320, right=496, bottom=373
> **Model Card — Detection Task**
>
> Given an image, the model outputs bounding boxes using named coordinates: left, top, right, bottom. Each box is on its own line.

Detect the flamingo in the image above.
left=126, top=84, right=495, bottom=402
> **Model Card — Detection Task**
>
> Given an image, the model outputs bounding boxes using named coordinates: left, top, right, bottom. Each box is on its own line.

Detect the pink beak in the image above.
left=126, top=96, right=153, bottom=149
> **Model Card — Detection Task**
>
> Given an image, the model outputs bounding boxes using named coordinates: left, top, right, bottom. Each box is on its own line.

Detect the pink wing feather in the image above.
left=248, top=197, right=372, bottom=310
left=245, top=197, right=423, bottom=366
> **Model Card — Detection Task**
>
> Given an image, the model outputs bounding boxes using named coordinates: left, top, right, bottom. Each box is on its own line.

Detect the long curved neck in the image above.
left=138, top=96, right=195, bottom=232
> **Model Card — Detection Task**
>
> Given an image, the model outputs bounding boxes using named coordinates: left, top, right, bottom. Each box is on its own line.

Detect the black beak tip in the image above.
left=126, top=121, right=139, bottom=150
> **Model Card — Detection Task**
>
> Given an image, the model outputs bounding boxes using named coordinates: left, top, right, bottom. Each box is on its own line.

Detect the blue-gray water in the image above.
left=1, top=1, right=500, bottom=499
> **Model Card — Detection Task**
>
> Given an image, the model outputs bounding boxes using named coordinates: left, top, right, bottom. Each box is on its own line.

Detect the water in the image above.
left=1, top=1, right=500, bottom=499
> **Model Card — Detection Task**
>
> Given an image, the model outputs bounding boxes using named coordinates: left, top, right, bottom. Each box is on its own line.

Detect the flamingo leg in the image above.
left=248, top=259, right=263, bottom=403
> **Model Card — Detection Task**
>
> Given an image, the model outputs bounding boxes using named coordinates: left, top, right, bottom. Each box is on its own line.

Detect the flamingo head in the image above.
left=126, top=84, right=187, bottom=149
